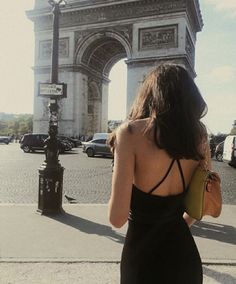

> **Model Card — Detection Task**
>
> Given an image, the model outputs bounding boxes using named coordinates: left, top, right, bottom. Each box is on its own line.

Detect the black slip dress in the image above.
left=121, top=159, right=202, bottom=284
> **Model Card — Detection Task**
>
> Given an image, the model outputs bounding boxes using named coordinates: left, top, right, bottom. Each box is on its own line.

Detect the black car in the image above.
left=20, top=133, right=71, bottom=153
left=0, top=136, right=10, bottom=144
left=57, top=135, right=81, bottom=148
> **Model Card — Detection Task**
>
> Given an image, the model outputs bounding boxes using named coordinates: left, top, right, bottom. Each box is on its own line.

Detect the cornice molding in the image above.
left=33, top=64, right=110, bottom=83
left=126, top=55, right=196, bottom=77
left=28, top=0, right=196, bottom=31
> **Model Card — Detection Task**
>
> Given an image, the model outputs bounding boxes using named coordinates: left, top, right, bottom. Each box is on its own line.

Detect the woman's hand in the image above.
left=183, top=212, right=196, bottom=227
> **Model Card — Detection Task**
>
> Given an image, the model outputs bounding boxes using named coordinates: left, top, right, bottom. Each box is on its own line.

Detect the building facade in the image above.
left=27, top=0, right=203, bottom=137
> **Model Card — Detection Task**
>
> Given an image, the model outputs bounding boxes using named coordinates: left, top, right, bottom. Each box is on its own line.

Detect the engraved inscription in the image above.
left=39, top=38, right=69, bottom=59
left=139, top=25, right=178, bottom=51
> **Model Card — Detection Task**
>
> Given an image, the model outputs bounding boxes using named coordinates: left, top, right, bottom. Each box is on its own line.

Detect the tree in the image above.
left=0, top=121, right=7, bottom=135
left=230, top=120, right=236, bottom=135
left=0, top=113, right=33, bottom=136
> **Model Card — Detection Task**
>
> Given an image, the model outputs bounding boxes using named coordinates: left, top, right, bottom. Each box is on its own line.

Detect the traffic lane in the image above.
left=211, top=159, right=236, bottom=205
left=0, top=143, right=113, bottom=204
left=0, top=144, right=235, bottom=204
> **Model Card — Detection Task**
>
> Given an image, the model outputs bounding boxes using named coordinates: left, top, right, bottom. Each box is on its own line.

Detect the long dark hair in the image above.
left=128, top=63, right=208, bottom=160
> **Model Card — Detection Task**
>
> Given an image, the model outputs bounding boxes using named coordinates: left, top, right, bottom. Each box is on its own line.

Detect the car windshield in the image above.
left=91, top=139, right=106, bottom=144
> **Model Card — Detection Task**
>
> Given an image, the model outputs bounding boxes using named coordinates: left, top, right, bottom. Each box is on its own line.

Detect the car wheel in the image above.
left=86, top=148, right=94, bottom=157
left=22, top=145, right=31, bottom=153
left=216, top=153, right=223, bottom=162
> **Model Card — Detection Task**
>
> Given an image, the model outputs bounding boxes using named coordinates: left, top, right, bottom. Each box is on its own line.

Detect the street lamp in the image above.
left=37, top=0, right=67, bottom=215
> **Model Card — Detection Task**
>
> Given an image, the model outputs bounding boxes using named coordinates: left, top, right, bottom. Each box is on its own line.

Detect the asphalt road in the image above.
left=0, top=143, right=235, bottom=204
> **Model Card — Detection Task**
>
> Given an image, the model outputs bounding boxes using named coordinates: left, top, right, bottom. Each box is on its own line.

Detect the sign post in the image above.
left=37, top=0, right=67, bottom=215
left=38, top=83, right=67, bottom=98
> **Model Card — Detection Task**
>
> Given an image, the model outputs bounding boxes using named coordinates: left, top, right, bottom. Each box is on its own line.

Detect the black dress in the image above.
left=121, top=159, right=202, bottom=284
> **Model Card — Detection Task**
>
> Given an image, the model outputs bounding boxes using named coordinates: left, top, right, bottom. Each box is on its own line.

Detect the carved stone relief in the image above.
left=185, top=29, right=195, bottom=66
left=139, top=25, right=178, bottom=51
left=39, top=37, right=69, bottom=59
left=74, top=25, right=132, bottom=49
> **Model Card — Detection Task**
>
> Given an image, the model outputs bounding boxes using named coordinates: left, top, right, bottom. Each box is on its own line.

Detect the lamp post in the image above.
left=37, top=0, right=67, bottom=215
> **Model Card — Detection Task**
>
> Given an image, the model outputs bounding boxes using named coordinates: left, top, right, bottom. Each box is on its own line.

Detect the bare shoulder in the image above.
left=125, top=118, right=150, bottom=134
left=115, top=119, right=149, bottom=146
left=114, top=122, right=133, bottom=146
left=116, top=119, right=148, bottom=138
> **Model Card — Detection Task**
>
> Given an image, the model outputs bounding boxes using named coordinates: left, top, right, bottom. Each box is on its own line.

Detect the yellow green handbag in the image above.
left=184, top=167, right=222, bottom=221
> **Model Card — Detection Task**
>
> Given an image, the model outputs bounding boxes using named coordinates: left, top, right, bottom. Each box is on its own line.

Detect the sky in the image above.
left=0, top=0, right=235, bottom=134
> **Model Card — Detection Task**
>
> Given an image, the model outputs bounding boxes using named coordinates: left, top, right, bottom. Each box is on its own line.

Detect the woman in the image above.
left=108, top=63, right=210, bottom=284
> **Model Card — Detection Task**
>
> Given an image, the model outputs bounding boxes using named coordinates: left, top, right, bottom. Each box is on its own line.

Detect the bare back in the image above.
left=131, top=118, right=199, bottom=197
left=108, top=118, right=210, bottom=228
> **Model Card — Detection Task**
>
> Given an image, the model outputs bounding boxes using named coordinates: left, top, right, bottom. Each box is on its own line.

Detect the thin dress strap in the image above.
left=148, top=159, right=176, bottom=194
left=176, top=159, right=186, bottom=191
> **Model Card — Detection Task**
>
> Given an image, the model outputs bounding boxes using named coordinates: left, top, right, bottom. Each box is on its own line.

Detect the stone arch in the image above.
left=28, top=0, right=203, bottom=136
left=75, top=31, right=132, bottom=74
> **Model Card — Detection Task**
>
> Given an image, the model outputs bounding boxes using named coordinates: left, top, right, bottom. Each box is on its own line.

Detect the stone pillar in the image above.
left=101, top=80, right=109, bottom=132
left=73, top=72, right=88, bottom=137
left=33, top=71, right=51, bottom=134
left=126, top=62, right=152, bottom=115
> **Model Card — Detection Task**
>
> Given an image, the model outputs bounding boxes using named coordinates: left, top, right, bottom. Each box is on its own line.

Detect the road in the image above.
left=0, top=143, right=235, bottom=204
left=0, top=143, right=235, bottom=284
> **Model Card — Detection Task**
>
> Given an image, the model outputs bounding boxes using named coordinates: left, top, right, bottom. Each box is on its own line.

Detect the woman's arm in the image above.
left=108, top=124, right=135, bottom=228
left=199, top=137, right=212, bottom=170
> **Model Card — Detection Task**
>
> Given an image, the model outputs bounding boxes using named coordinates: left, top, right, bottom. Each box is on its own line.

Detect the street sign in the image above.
left=38, top=83, right=67, bottom=98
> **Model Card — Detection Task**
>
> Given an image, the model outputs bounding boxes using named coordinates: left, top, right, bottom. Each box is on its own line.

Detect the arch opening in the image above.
left=108, top=59, right=127, bottom=130
left=80, top=35, right=127, bottom=77
left=77, top=34, right=129, bottom=135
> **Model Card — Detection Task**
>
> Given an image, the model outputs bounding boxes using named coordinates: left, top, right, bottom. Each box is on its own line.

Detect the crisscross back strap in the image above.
left=148, top=159, right=175, bottom=194
left=176, top=159, right=186, bottom=191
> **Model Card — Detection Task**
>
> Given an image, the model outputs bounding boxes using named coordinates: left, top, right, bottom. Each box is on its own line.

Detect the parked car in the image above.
left=20, top=133, right=71, bottom=153
left=0, top=136, right=10, bottom=144
left=57, top=136, right=73, bottom=151
left=92, top=133, right=109, bottom=140
left=223, top=135, right=236, bottom=167
left=58, top=135, right=81, bottom=148
left=82, top=138, right=113, bottom=157
left=215, top=141, right=224, bottom=162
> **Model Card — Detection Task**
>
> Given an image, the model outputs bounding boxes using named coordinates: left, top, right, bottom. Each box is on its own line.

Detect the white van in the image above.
left=92, top=133, right=109, bottom=140
left=223, top=135, right=236, bottom=167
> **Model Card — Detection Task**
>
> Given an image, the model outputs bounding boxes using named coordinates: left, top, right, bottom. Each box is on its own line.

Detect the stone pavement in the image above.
left=0, top=204, right=235, bottom=283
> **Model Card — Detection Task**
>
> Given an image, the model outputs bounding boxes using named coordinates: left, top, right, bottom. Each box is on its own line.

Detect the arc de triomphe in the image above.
left=27, top=0, right=203, bottom=137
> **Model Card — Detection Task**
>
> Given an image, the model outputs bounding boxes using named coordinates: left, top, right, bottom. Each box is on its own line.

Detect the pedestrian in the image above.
left=108, top=63, right=209, bottom=284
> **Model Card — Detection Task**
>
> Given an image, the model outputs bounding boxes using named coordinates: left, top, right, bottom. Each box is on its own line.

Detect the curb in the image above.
left=1, top=259, right=236, bottom=265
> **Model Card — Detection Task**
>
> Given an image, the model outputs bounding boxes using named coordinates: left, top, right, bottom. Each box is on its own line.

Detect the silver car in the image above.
left=82, top=139, right=113, bottom=157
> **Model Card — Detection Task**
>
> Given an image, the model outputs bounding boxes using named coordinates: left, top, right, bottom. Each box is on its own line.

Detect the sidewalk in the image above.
left=0, top=204, right=235, bottom=283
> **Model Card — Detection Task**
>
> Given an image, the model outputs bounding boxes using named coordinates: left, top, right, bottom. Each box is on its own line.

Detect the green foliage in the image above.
left=0, top=113, right=33, bottom=136
left=230, top=120, right=236, bottom=135
left=230, top=128, right=236, bottom=135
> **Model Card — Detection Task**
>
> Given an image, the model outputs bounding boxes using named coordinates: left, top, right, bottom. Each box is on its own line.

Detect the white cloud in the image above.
left=207, top=65, right=236, bottom=83
left=205, top=0, right=236, bottom=18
